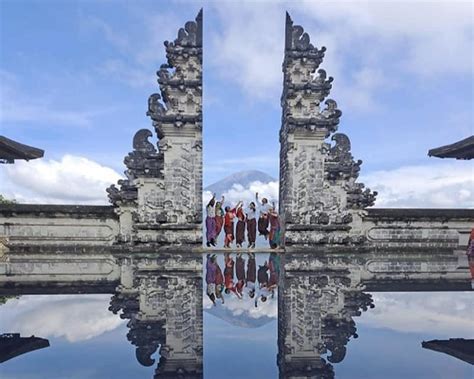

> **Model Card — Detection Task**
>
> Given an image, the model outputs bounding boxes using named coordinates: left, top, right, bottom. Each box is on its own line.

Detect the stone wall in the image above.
left=0, top=204, right=118, bottom=248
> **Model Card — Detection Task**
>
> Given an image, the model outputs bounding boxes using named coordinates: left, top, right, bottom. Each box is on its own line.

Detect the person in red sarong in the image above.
left=235, top=204, right=246, bottom=248
left=224, top=253, right=241, bottom=298
left=214, top=196, right=225, bottom=240
left=224, top=201, right=242, bottom=248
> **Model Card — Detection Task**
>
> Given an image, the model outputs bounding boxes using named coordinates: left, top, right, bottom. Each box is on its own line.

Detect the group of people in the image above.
left=205, top=192, right=281, bottom=249
left=206, top=252, right=280, bottom=308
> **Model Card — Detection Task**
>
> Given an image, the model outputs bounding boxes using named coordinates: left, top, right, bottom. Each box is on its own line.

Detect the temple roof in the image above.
left=422, top=338, right=474, bottom=365
left=0, top=333, right=50, bottom=363
left=428, top=135, right=474, bottom=160
left=0, top=136, right=44, bottom=163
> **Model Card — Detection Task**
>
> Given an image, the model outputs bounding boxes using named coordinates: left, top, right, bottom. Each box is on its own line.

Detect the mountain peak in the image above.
left=205, top=170, right=276, bottom=194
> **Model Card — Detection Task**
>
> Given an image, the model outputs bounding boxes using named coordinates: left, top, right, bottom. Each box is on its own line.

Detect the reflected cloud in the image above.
left=1, top=295, right=124, bottom=342
left=360, top=292, right=474, bottom=338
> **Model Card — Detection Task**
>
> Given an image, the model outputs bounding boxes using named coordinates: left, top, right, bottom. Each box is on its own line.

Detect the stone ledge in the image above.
left=365, top=208, right=474, bottom=221
left=0, top=204, right=117, bottom=219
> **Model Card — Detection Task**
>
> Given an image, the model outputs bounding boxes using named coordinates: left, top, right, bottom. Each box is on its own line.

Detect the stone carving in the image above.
left=325, top=133, right=362, bottom=181
left=107, top=10, right=203, bottom=247
left=108, top=255, right=202, bottom=377
left=279, top=13, right=377, bottom=247
left=278, top=254, right=374, bottom=378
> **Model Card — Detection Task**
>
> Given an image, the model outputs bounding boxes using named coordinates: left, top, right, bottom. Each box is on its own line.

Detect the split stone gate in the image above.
left=1, top=9, right=472, bottom=257
left=0, top=9, right=473, bottom=378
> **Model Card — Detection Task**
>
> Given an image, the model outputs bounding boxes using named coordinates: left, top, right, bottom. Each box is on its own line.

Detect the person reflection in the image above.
left=215, top=256, right=225, bottom=304
left=246, top=252, right=256, bottom=298
left=255, top=260, right=271, bottom=307
left=224, top=252, right=242, bottom=298
left=235, top=253, right=246, bottom=296
left=206, top=254, right=217, bottom=305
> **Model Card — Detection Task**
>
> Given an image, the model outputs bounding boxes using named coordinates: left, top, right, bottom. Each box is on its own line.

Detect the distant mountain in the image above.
left=205, top=170, right=276, bottom=195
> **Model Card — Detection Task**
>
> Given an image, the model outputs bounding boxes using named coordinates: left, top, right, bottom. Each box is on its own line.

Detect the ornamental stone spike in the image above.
left=107, top=9, right=203, bottom=247
left=279, top=13, right=377, bottom=248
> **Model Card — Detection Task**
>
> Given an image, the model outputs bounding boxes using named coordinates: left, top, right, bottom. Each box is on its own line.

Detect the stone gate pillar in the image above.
left=279, top=13, right=376, bottom=248
left=107, top=10, right=203, bottom=248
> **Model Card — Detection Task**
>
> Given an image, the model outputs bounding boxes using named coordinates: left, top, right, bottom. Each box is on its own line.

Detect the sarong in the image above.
left=206, top=216, right=216, bottom=242
left=236, top=256, right=245, bottom=281
left=258, top=216, right=269, bottom=236
left=236, top=220, right=246, bottom=244
left=269, top=227, right=281, bottom=248
left=246, top=256, right=256, bottom=283
left=224, top=224, right=234, bottom=239
left=224, top=224, right=234, bottom=246
left=215, top=216, right=224, bottom=237
left=247, top=218, right=257, bottom=243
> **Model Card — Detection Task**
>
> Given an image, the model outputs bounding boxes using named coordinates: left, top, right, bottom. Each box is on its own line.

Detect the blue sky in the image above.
left=0, top=0, right=472, bottom=206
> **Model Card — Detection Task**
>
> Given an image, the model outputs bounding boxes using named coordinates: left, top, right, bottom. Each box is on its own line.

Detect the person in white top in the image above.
left=246, top=202, right=257, bottom=248
left=256, top=192, right=271, bottom=240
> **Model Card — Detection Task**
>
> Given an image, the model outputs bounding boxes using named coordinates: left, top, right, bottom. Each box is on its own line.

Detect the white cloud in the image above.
left=1, top=154, right=122, bottom=204
left=1, top=295, right=124, bottom=342
left=208, top=1, right=472, bottom=109
left=363, top=162, right=474, bottom=208
left=360, top=292, right=474, bottom=338
left=209, top=4, right=283, bottom=102
left=203, top=180, right=279, bottom=209
left=204, top=161, right=473, bottom=211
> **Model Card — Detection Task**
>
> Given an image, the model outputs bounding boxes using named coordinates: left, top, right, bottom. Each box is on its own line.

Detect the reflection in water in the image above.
left=422, top=338, right=474, bottom=365
left=278, top=253, right=374, bottom=378
left=108, top=254, right=203, bottom=378
left=0, top=333, right=50, bottom=363
left=1, top=252, right=472, bottom=378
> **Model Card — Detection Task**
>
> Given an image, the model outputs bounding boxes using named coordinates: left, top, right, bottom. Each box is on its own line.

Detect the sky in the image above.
left=0, top=0, right=473, bottom=207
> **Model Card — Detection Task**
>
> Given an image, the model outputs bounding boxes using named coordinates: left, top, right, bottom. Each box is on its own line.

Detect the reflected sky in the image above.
left=0, top=253, right=472, bottom=379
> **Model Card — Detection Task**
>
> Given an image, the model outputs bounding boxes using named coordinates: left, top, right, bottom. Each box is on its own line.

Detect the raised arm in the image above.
left=206, top=193, right=216, bottom=208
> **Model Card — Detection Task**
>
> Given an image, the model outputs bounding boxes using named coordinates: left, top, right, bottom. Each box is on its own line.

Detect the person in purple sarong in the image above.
left=206, top=254, right=217, bottom=305
left=206, top=194, right=217, bottom=247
